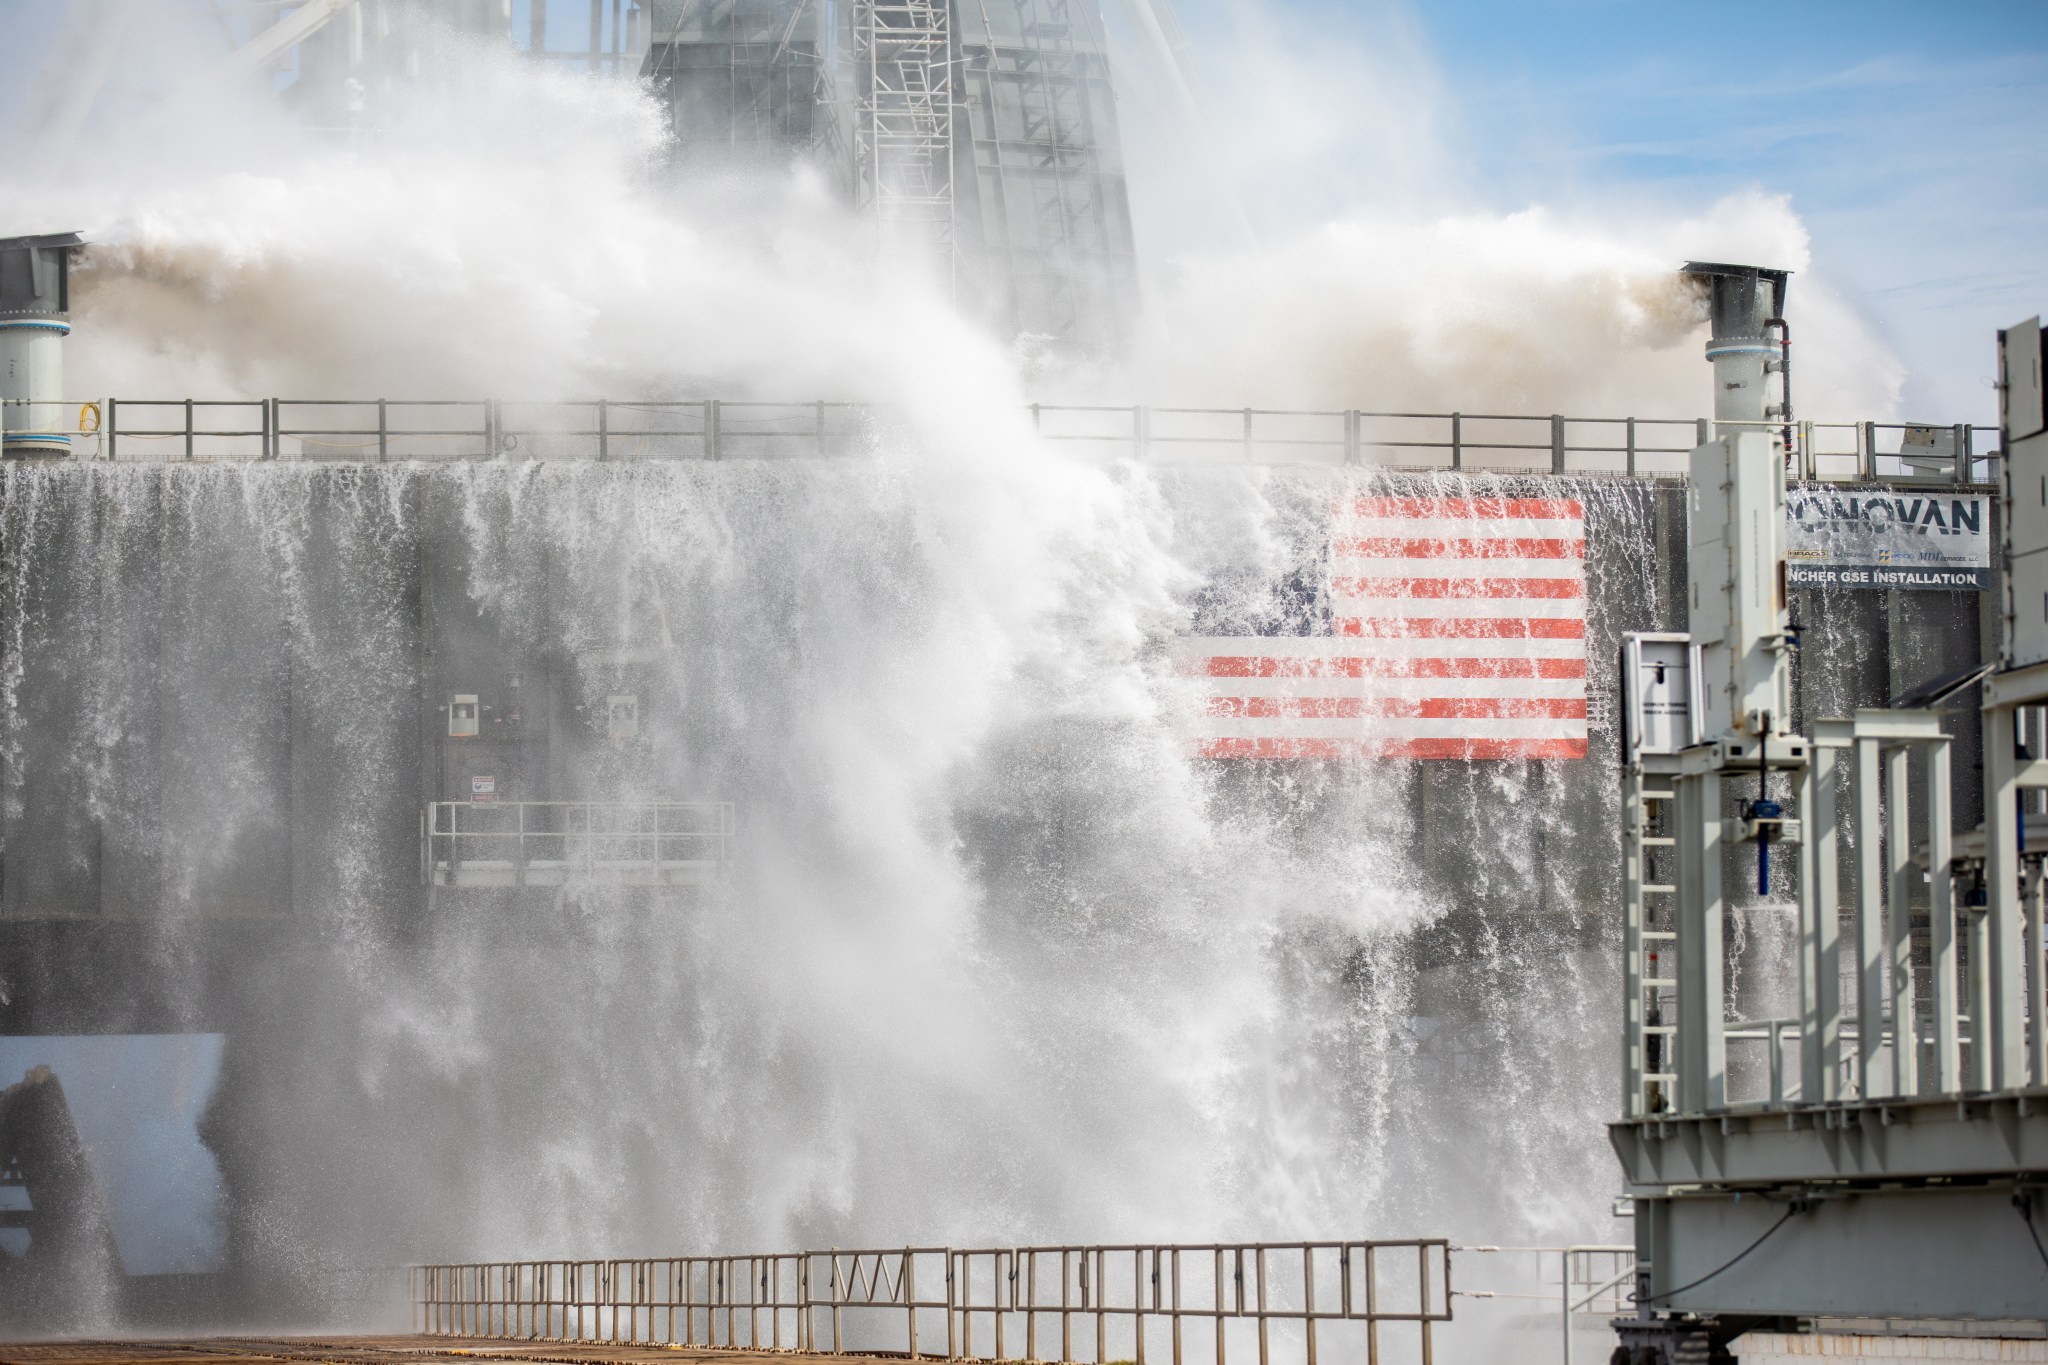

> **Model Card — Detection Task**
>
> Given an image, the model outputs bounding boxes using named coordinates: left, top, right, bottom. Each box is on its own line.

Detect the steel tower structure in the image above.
left=644, top=0, right=1138, bottom=356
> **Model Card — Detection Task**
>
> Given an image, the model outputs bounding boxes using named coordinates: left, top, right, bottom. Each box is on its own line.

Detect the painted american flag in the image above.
left=1175, top=496, right=1588, bottom=760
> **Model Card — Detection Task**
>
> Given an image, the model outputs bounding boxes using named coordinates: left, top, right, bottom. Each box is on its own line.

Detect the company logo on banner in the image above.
left=1785, top=487, right=1991, bottom=591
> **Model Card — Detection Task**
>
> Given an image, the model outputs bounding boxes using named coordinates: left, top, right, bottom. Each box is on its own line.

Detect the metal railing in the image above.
left=6, top=397, right=2000, bottom=483
left=411, top=1241, right=1454, bottom=1365
left=422, top=800, right=735, bottom=888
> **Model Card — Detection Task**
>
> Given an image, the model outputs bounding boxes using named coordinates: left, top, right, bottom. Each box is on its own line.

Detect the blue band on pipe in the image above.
left=0, top=320, right=71, bottom=334
left=3, top=433, right=71, bottom=444
left=1705, top=344, right=1778, bottom=357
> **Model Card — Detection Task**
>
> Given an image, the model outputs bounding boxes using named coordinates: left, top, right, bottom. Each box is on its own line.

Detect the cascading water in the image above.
left=0, top=454, right=1667, bottom=1334
left=0, top=5, right=1924, bottom=1349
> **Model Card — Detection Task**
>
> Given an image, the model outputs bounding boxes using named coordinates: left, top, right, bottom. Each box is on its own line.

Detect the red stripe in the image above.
left=1331, top=576, right=1584, bottom=599
left=1194, top=655, right=1589, bottom=680
left=1333, top=617, right=1586, bottom=639
left=1196, top=737, right=1589, bottom=760
left=1343, top=497, right=1584, bottom=520
left=1333, top=537, right=1584, bottom=559
left=1207, top=696, right=1587, bottom=720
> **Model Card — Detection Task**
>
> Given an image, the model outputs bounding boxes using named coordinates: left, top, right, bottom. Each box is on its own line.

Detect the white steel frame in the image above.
left=853, top=0, right=956, bottom=284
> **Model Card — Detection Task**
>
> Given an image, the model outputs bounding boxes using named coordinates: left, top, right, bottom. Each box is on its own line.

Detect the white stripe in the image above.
left=1329, top=558, right=1586, bottom=580
left=1327, top=596, right=1586, bottom=620
left=1192, top=717, right=1587, bottom=740
left=1331, top=517, right=1584, bottom=540
left=1195, top=677, right=1584, bottom=700
left=1177, top=635, right=1587, bottom=659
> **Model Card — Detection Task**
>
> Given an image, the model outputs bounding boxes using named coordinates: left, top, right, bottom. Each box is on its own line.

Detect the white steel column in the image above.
left=1678, top=768, right=1725, bottom=1112
left=1800, top=738, right=1842, bottom=1102
left=1885, top=744, right=1919, bottom=1097
left=1855, top=734, right=1887, bottom=1096
left=1926, top=737, right=1959, bottom=1091
left=1982, top=697, right=2031, bottom=1088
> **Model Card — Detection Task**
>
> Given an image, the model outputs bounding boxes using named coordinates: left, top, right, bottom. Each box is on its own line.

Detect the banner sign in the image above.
left=1785, top=488, right=1991, bottom=591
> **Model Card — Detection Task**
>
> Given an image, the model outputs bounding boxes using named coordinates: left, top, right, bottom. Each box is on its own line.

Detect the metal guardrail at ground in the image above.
left=422, top=800, right=734, bottom=888
left=411, top=1241, right=1454, bottom=1365
left=2, top=397, right=2002, bottom=483
left=1451, top=1246, right=1634, bottom=1365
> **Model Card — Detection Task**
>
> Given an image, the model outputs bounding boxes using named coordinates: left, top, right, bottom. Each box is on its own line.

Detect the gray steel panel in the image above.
left=1642, top=1186, right=2048, bottom=1320
left=2005, top=319, right=2045, bottom=442
left=1612, top=1095, right=2048, bottom=1188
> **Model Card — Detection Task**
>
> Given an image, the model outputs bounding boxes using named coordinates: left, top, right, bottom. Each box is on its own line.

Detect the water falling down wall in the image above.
left=0, top=451, right=1983, bottom=1328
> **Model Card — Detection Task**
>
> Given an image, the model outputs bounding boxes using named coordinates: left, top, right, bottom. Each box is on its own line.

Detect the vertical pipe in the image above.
left=1416, top=1245, right=1432, bottom=1365
left=2027, top=862, right=2046, bottom=1087
left=597, top=398, right=608, bottom=461
left=1095, top=1249, right=1106, bottom=1365
left=1028, top=1250, right=1039, bottom=1363
left=706, top=399, right=720, bottom=460
left=1213, top=1250, right=1223, bottom=1365
left=1062, top=1249, right=1072, bottom=1364
left=1927, top=739, right=1959, bottom=1091
left=1171, top=1248, right=1182, bottom=1365
left=1856, top=736, right=1887, bottom=1095
left=377, top=397, right=387, bottom=461
left=1696, top=417, right=1710, bottom=447
left=107, top=395, right=117, bottom=461
left=1450, top=412, right=1462, bottom=470
left=262, top=396, right=274, bottom=461
left=589, top=0, right=602, bottom=72
left=906, top=1252, right=919, bottom=1360
left=1300, top=1247, right=1315, bottom=1365
left=1560, top=1251, right=1572, bottom=1365
left=1768, top=1021, right=1785, bottom=1104
left=1802, top=745, right=1841, bottom=1101
left=1242, top=407, right=1253, bottom=461
left=958, top=1253, right=971, bottom=1362
left=1625, top=416, right=1636, bottom=476
left=184, top=396, right=194, bottom=461
left=1363, top=1246, right=1378, bottom=1365
left=1135, top=1251, right=1147, bottom=1365
left=1253, top=1248, right=1266, bottom=1365
left=1886, top=744, right=1920, bottom=1095
left=1345, top=409, right=1360, bottom=466
left=1550, top=414, right=1565, bottom=473
left=1862, top=421, right=1878, bottom=479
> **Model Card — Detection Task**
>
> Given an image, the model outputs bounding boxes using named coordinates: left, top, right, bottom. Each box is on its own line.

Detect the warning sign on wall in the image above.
left=1785, top=488, right=1991, bottom=591
left=471, top=775, right=496, bottom=803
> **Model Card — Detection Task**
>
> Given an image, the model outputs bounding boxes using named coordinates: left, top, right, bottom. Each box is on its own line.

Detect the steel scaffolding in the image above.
left=958, top=0, right=1138, bottom=353
left=853, top=0, right=958, bottom=282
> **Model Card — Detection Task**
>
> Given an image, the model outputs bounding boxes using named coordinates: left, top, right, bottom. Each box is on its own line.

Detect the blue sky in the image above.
left=1362, top=0, right=2048, bottom=421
